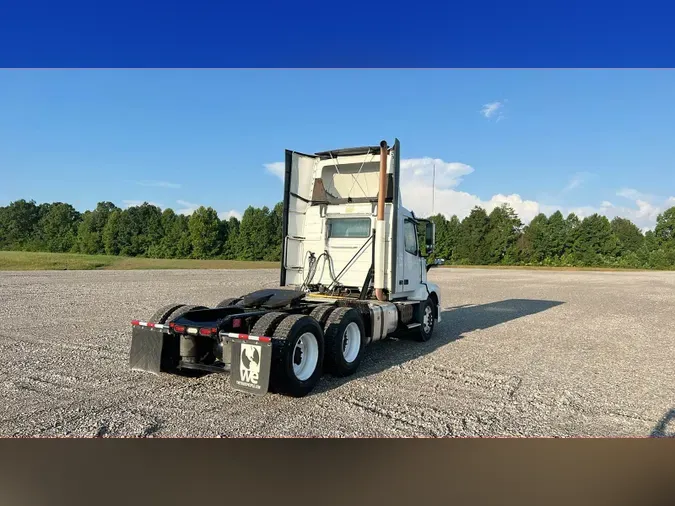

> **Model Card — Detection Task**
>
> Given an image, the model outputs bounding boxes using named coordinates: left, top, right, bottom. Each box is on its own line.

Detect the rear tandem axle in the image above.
left=129, top=288, right=438, bottom=397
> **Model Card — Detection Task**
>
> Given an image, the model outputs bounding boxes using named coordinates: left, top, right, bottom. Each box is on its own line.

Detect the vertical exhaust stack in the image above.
left=374, top=140, right=388, bottom=302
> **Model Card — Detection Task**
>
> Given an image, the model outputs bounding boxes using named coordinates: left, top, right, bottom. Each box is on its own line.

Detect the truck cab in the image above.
left=279, top=138, right=442, bottom=308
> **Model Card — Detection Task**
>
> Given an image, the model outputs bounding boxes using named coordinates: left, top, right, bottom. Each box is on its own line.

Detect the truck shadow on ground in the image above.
left=314, top=298, right=565, bottom=395
left=650, top=409, right=675, bottom=437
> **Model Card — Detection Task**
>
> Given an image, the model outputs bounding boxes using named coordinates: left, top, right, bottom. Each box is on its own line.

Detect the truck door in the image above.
left=401, top=217, right=423, bottom=293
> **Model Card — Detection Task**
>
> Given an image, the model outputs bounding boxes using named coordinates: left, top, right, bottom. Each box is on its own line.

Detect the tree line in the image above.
left=426, top=204, right=675, bottom=269
left=1, top=198, right=674, bottom=269
left=0, top=200, right=283, bottom=261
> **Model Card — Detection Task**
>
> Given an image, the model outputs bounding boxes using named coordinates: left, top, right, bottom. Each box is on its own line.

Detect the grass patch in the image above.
left=0, top=251, right=279, bottom=271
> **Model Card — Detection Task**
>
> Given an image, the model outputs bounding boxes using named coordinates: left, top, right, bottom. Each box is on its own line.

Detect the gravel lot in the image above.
left=1, top=267, right=674, bottom=437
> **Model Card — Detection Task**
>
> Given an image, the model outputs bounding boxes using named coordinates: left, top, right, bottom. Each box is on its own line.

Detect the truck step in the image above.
left=407, top=323, right=421, bottom=329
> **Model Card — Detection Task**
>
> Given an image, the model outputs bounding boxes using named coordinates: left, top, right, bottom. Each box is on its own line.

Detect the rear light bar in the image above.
left=222, top=332, right=271, bottom=343
left=131, top=320, right=216, bottom=336
left=131, top=320, right=168, bottom=330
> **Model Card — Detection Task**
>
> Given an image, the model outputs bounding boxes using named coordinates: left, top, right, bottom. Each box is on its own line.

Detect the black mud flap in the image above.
left=229, top=338, right=272, bottom=396
left=129, top=326, right=164, bottom=375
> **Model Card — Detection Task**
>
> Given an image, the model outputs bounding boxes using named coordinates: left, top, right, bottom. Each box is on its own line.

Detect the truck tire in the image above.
left=270, top=314, right=325, bottom=397
left=310, top=304, right=338, bottom=326
left=414, top=297, right=436, bottom=342
left=216, top=297, right=242, bottom=308
left=165, top=304, right=208, bottom=323
left=322, top=307, right=366, bottom=377
left=149, top=303, right=185, bottom=324
left=250, top=311, right=288, bottom=338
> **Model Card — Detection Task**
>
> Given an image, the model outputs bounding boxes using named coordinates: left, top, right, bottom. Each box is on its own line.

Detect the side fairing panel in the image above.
left=280, top=151, right=318, bottom=286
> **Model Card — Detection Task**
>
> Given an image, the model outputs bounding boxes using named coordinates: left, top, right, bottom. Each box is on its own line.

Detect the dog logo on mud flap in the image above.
left=239, top=343, right=261, bottom=385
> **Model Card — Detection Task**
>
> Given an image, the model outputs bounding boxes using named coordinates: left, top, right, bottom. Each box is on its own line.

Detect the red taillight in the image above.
left=173, top=325, right=186, bottom=333
left=232, top=318, right=242, bottom=328
left=199, top=327, right=217, bottom=337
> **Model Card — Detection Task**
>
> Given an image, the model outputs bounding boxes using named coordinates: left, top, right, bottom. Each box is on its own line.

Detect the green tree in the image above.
left=188, top=206, right=222, bottom=259
left=158, top=209, right=191, bottom=258
left=38, top=202, right=81, bottom=252
left=572, top=214, right=620, bottom=265
left=266, top=202, right=284, bottom=262
left=127, top=203, right=164, bottom=257
left=102, top=209, right=124, bottom=255
left=427, top=214, right=460, bottom=262
left=546, top=211, right=566, bottom=259
left=485, top=204, right=522, bottom=264
left=454, top=207, right=490, bottom=264
left=76, top=201, right=118, bottom=254
left=654, top=207, right=675, bottom=246
left=222, top=216, right=241, bottom=259
left=0, top=199, right=41, bottom=249
left=519, top=213, right=549, bottom=263
left=238, top=206, right=274, bottom=261
left=610, top=217, right=644, bottom=254
left=561, top=213, right=581, bottom=263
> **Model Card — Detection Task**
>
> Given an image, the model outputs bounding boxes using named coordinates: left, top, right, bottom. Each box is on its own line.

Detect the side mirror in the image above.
left=425, top=221, right=435, bottom=254
left=426, top=258, right=445, bottom=271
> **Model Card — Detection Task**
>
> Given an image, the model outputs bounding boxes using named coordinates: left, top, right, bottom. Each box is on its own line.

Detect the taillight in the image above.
left=198, top=327, right=218, bottom=337
left=173, top=324, right=186, bottom=333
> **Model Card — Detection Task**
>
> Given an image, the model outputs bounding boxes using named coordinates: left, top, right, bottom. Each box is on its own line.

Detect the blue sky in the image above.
left=1, top=70, right=674, bottom=229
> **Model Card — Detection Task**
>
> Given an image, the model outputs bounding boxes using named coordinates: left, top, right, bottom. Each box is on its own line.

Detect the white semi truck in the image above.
left=129, top=139, right=444, bottom=397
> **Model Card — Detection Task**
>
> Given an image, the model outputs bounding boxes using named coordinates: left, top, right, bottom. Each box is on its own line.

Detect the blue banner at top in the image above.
left=1, top=0, right=674, bottom=68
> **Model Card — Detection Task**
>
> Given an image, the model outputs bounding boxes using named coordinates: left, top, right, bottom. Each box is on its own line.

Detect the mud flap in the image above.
left=129, top=326, right=164, bottom=375
left=229, top=338, right=272, bottom=396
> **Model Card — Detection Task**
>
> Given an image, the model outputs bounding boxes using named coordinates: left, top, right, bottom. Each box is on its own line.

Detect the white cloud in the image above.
left=122, top=200, right=163, bottom=208
left=175, top=199, right=201, bottom=216
left=175, top=200, right=243, bottom=221
left=480, top=100, right=506, bottom=121
left=219, top=209, right=243, bottom=221
left=400, top=157, right=474, bottom=189
left=136, top=180, right=181, bottom=189
left=563, top=172, right=593, bottom=192
left=616, top=188, right=644, bottom=200
left=397, top=158, right=542, bottom=223
left=264, top=162, right=285, bottom=180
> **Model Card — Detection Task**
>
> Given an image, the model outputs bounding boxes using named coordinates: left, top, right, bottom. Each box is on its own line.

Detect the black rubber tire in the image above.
left=413, top=297, right=436, bottom=342
left=149, top=303, right=185, bottom=324
left=216, top=297, right=242, bottom=308
left=250, top=311, right=288, bottom=338
left=270, top=314, right=325, bottom=398
left=323, top=307, right=366, bottom=377
left=310, top=304, right=338, bottom=327
left=165, top=304, right=208, bottom=323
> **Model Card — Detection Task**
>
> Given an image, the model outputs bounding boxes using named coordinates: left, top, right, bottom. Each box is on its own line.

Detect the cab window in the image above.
left=327, top=218, right=371, bottom=238
left=404, top=219, right=418, bottom=255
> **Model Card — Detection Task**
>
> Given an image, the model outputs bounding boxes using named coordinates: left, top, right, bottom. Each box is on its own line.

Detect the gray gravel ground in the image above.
left=1, top=267, right=674, bottom=437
